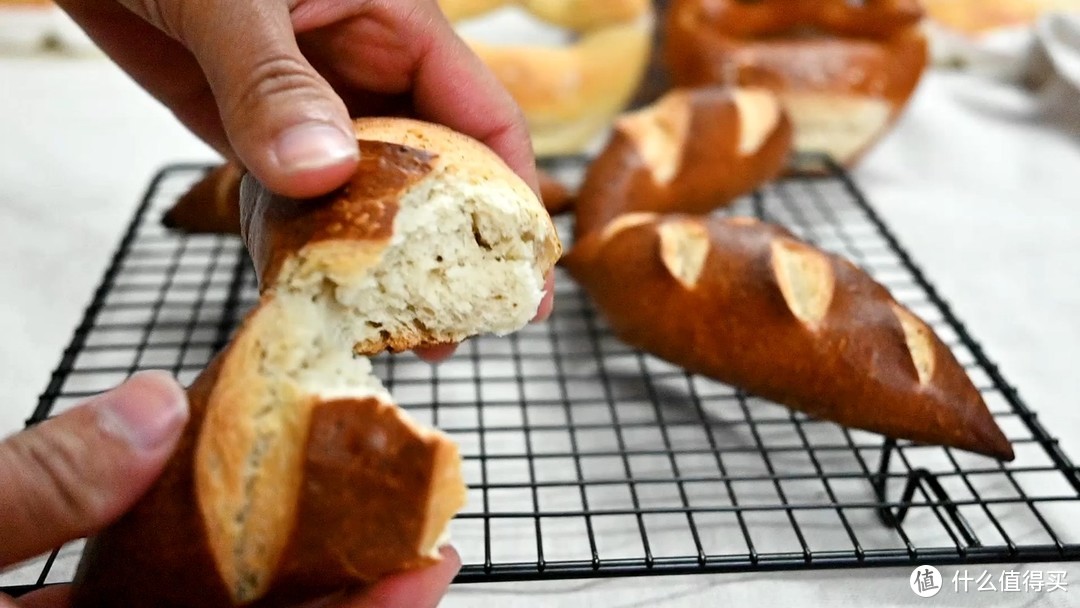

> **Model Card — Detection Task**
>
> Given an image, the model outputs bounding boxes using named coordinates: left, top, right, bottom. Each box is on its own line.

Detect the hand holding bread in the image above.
left=71, top=118, right=562, bottom=607
left=56, top=3, right=1017, bottom=605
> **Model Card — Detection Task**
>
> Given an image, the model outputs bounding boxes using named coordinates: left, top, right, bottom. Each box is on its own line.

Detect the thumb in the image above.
left=0, top=371, right=189, bottom=568
left=117, top=0, right=358, bottom=198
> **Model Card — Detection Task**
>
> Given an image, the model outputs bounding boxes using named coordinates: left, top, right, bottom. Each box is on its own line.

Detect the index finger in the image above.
left=407, top=9, right=540, bottom=195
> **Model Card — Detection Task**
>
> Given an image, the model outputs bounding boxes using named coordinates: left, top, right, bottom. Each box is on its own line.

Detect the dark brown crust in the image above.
left=573, top=87, right=793, bottom=239
left=538, top=169, right=575, bottom=216
left=663, top=0, right=928, bottom=166
left=562, top=216, right=1014, bottom=461
left=240, top=141, right=436, bottom=290
left=71, top=355, right=235, bottom=608
left=162, top=164, right=243, bottom=235
left=265, top=399, right=450, bottom=602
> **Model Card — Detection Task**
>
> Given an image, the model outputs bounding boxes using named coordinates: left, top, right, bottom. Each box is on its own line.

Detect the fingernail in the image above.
left=97, top=371, right=189, bottom=451
left=274, top=122, right=359, bottom=174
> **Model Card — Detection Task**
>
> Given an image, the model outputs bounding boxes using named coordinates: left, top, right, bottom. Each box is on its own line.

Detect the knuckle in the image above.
left=120, top=0, right=182, bottom=41
left=223, top=54, right=328, bottom=119
left=12, top=429, right=112, bottom=529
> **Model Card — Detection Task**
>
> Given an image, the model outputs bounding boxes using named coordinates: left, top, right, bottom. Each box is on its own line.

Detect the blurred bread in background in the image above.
left=438, top=0, right=655, bottom=157
left=924, top=0, right=1080, bottom=79
left=0, top=0, right=99, bottom=56
left=924, top=0, right=1080, bottom=35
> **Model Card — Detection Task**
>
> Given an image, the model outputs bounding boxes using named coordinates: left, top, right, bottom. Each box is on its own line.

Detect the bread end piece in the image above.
left=161, top=163, right=243, bottom=235
left=242, top=119, right=562, bottom=357
left=193, top=291, right=468, bottom=603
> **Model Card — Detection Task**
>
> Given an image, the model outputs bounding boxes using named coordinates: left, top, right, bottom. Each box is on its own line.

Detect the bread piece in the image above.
left=72, top=118, right=562, bottom=608
left=438, top=0, right=654, bottom=156
left=664, top=0, right=929, bottom=167
left=538, top=168, right=574, bottom=215
left=244, top=118, right=561, bottom=355
left=573, top=86, right=792, bottom=239
left=562, top=214, right=1013, bottom=461
left=162, top=163, right=243, bottom=235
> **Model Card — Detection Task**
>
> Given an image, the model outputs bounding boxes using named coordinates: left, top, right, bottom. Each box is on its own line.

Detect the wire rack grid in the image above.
left=2, top=155, right=1079, bottom=598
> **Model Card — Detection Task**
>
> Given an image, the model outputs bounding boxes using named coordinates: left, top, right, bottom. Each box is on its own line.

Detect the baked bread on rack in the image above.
left=71, top=118, right=563, bottom=608
left=563, top=214, right=1013, bottom=461
left=663, top=0, right=929, bottom=167
left=572, top=86, right=793, bottom=239
left=437, top=0, right=655, bottom=156
left=161, top=163, right=243, bottom=235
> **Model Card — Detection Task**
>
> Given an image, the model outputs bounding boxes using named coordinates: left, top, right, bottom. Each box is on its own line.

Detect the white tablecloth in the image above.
left=1, top=46, right=1078, bottom=607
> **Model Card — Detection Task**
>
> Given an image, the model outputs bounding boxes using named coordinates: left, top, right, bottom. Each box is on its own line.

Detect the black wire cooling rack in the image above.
left=3, top=154, right=1079, bottom=597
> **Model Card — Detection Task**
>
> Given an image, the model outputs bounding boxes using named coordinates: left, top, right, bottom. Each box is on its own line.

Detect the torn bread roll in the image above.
left=71, top=118, right=562, bottom=608
left=161, top=161, right=572, bottom=235
left=438, top=0, right=654, bottom=156
left=573, top=86, right=792, bottom=239
left=161, top=163, right=243, bottom=235
left=664, top=0, right=929, bottom=167
left=562, top=214, right=1013, bottom=461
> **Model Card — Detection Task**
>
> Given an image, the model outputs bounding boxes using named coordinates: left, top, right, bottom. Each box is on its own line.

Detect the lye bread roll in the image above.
left=573, top=86, right=792, bottom=239
left=162, top=163, right=243, bottom=235
left=563, top=214, right=1013, bottom=461
left=71, top=118, right=562, bottom=608
left=664, top=0, right=929, bottom=167
left=437, top=0, right=654, bottom=156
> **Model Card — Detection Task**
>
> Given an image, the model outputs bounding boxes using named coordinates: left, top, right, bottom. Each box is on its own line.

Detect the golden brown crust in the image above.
left=562, top=215, right=1014, bottom=461
left=161, top=163, right=243, bottom=235
left=664, top=0, right=928, bottom=166
left=573, top=87, right=792, bottom=239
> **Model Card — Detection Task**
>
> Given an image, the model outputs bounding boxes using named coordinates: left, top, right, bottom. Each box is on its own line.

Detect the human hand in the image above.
left=53, top=0, right=538, bottom=199
left=54, top=0, right=555, bottom=363
left=0, top=371, right=461, bottom=608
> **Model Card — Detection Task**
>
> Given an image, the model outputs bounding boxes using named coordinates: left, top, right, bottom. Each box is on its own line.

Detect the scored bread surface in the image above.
left=573, top=86, right=793, bottom=239
left=563, top=215, right=1013, bottom=461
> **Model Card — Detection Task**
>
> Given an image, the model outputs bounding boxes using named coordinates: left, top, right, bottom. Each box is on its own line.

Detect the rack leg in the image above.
left=872, top=439, right=982, bottom=548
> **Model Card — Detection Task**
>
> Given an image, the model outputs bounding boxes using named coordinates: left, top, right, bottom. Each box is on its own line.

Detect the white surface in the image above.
left=1, top=50, right=1080, bottom=608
